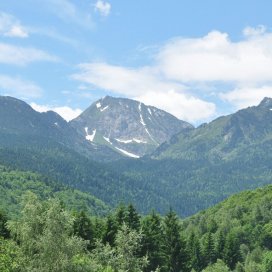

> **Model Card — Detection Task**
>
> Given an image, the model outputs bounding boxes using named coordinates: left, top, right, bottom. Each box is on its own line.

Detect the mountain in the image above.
left=1, top=95, right=272, bottom=218
left=70, top=96, right=193, bottom=157
left=152, top=97, right=272, bottom=160
left=111, top=97, right=272, bottom=216
left=0, top=96, right=121, bottom=162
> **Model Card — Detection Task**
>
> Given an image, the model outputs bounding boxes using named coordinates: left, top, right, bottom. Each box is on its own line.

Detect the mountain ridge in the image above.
left=70, top=96, right=193, bottom=157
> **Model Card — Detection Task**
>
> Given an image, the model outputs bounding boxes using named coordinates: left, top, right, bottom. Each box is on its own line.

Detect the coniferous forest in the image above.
left=1, top=171, right=272, bottom=271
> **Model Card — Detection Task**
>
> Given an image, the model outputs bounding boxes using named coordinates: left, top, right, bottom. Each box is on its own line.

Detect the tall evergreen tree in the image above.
left=163, top=209, right=190, bottom=272
left=224, top=232, right=241, bottom=270
left=187, top=232, right=203, bottom=272
left=203, top=232, right=216, bottom=266
left=73, top=210, right=95, bottom=250
left=103, top=215, right=118, bottom=247
left=126, top=204, right=140, bottom=231
left=215, top=230, right=225, bottom=260
left=0, top=210, right=9, bottom=239
left=141, top=210, right=165, bottom=272
left=115, top=204, right=127, bottom=227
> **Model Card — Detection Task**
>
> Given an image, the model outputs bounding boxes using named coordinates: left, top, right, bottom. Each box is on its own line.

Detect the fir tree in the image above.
left=141, top=210, right=164, bottom=272
left=103, top=215, right=118, bottom=247
left=187, top=232, right=203, bottom=272
left=126, top=203, right=140, bottom=231
left=73, top=210, right=95, bottom=250
left=203, top=232, right=216, bottom=266
left=163, top=209, right=190, bottom=272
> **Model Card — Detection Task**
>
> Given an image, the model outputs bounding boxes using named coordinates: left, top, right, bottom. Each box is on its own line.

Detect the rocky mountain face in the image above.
left=0, top=96, right=121, bottom=162
left=70, top=96, right=193, bottom=157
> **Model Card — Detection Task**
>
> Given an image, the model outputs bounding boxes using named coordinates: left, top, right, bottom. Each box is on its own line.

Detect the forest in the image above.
left=1, top=183, right=272, bottom=272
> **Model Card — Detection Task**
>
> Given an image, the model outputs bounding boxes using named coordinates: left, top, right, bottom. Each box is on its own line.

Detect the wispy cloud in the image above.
left=0, top=42, right=59, bottom=65
left=42, top=0, right=94, bottom=29
left=72, top=62, right=215, bottom=122
left=30, top=102, right=82, bottom=121
left=0, top=11, right=28, bottom=38
left=0, top=75, right=43, bottom=98
left=73, top=26, right=272, bottom=123
left=94, top=0, right=111, bottom=17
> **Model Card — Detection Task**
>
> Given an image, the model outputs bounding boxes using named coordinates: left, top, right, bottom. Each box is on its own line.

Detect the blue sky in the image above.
left=0, top=0, right=272, bottom=124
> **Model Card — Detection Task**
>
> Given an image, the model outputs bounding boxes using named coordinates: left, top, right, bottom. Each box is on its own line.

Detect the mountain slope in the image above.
left=70, top=96, right=193, bottom=157
left=0, top=96, right=121, bottom=162
left=111, top=98, right=272, bottom=216
left=0, top=165, right=109, bottom=217
left=181, top=184, right=272, bottom=270
left=153, top=97, right=272, bottom=161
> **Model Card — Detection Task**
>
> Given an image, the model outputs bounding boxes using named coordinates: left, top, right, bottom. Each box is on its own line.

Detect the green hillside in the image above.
left=0, top=165, right=109, bottom=217
left=181, top=185, right=272, bottom=271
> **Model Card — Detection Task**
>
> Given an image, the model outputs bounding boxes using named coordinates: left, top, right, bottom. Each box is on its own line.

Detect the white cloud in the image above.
left=220, top=86, right=272, bottom=109
left=72, top=62, right=215, bottom=122
left=0, top=12, right=28, bottom=38
left=30, top=103, right=82, bottom=121
left=95, top=0, right=111, bottom=17
left=73, top=62, right=184, bottom=96
left=73, top=26, right=272, bottom=123
left=0, top=75, right=42, bottom=98
left=44, top=0, right=94, bottom=29
left=243, top=25, right=267, bottom=37
left=157, top=29, right=272, bottom=83
left=134, top=90, right=216, bottom=122
left=0, top=42, right=58, bottom=65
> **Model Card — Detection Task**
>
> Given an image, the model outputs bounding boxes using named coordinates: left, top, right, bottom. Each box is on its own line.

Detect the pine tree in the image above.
left=163, top=209, right=190, bottom=272
left=73, top=210, right=95, bottom=250
left=187, top=232, right=203, bottom=272
left=203, top=232, right=216, bottom=266
left=141, top=210, right=165, bottom=272
left=103, top=215, right=118, bottom=247
left=126, top=204, right=140, bottom=231
left=0, top=210, right=9, bottom=239
left=215, top=230, right=225, bottom=260
left=115, top=204, right=127, bottom=227
left=224, top=232, right=241, bottom=270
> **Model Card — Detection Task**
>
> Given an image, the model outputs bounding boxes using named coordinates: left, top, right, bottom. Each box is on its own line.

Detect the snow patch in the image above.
left=100, top=105, right=109, bottom=112
left=133, top=138, right=147, bottom=144
left=148, top=108, right=152, bottom=115
left=114, top=147, right=140, bottom=158
left=54, top=122, right=59, bottom=126
left=85, top=127, right=96, bottom=142
left=103, top=136, right=112, bottom=145
left=115, top=138, right=147, bottom=144
left=138, top=102, right=158, bottom=144
left=96, top=102, right=101, bottom=108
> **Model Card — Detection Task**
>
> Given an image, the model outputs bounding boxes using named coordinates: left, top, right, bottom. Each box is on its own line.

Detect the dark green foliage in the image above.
left=0, top=165, right=109, bottom=217
left=103, top=215, right=118, bottom=247
left=73, top=211, right=95, bottom=250
left=182, top=185, right=272, bottom=271
left=187, top=232, right=203, bottom=271
left=203, top=232, right=216, bottom=266
left=141, top=211, right=165, bottom=272
left=0, top=210, right=9, bottom=239
left=126, top=204, right=141, bottom=231
left=163, top=209, right=190, bottom=272
left=1, top=185, right=272, bottom=271
left=223, top=232, right=241, bottom=269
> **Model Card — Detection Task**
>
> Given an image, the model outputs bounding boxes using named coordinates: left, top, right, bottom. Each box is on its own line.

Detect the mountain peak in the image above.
left=258, top=97, right=272, bottom=109
left=71, top=96, right=193, bottom=157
